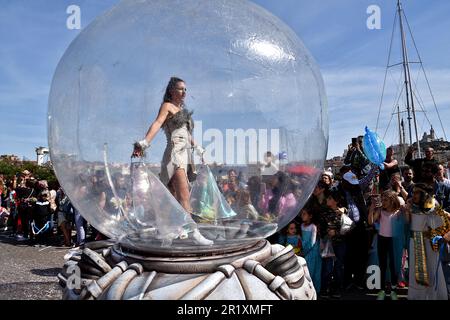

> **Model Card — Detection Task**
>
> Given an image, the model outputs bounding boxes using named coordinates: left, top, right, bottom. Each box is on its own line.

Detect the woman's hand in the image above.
left=132, top=146, right=143, bottom=158
left=132, top=140, right=149, bottom=158
left=194, top=145, right=205, bottom=156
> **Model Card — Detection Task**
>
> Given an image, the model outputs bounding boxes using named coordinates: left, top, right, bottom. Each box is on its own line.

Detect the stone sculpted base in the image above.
left=58, top=240, right=316, bottom=300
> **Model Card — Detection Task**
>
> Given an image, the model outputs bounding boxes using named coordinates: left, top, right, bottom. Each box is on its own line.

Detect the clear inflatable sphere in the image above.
left=48, top=0, right=328, bottom=251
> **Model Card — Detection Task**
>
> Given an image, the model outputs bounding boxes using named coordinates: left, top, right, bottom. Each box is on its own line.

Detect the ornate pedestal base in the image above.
left=58, top=240, right=316, bottom=300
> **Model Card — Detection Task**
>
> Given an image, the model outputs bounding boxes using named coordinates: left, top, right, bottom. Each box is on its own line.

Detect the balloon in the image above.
left=363, top=126, right=387, bottom=170
left=48, top=0, right=328, bottom=251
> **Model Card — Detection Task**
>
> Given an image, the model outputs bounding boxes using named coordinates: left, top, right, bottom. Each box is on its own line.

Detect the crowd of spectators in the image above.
left=0, top=170, right=91, bottom=247
left=1, top=143, right=449, bottom=300
left=271, top=142, right=450, bottom=300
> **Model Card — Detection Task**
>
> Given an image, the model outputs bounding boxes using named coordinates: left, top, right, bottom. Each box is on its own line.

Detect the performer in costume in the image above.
left=133, top=77, right=213, bottom=246
left=405, top=183, right=448, bottom=299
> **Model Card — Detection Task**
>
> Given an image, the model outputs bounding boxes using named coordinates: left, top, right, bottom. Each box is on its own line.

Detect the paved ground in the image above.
left=0, top=230, right=67, bottom=300
left=0, top=229, right=407, bottom=300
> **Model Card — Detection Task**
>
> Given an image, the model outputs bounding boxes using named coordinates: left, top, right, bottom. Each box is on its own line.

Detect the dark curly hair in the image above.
left=163, top=77, right=185, bottom=104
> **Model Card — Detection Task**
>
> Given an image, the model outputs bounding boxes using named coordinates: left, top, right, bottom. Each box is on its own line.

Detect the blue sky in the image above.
left=1, top=0, right=449, bottom=161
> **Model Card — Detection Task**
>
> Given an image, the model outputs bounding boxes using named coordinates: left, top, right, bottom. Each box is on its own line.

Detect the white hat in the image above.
left=343, top=172, right=359, bottom=185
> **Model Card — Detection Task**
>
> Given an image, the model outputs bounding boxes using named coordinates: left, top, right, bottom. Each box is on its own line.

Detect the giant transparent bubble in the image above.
left=48, top=0, right=328, bottom=251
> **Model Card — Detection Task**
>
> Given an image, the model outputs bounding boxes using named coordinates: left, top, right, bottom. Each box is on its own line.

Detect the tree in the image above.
left=0, top=159, right=57, bottom=184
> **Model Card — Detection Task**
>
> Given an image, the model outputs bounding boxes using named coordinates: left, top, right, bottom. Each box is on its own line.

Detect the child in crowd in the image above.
left=300, top=208, right=322, bottom=293
left=368, top=190, right=401, bottom=300
left=235, top=189, right=259, bottom=221
left=278, top=222, right=302, bottom=255
left=390, top=193, right=409, bottom=289
left=234, top=189, right=260, bottom=238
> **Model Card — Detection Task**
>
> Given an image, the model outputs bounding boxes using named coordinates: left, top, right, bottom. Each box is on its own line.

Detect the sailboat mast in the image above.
left=397, top=0, right=422, bottom=157
left=397, top=104, right=404, bottom=160
left=401, top=119, right=406, bottom=148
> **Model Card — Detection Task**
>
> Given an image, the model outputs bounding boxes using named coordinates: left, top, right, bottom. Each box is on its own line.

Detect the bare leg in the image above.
left=169, top=168, right=213, bottom=246
left=167, top=180, right=177, bottom=200
left=170, top=169, right=192, bottom=213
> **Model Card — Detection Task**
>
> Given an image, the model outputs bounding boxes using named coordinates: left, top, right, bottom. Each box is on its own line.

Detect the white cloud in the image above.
left=323, top=66, right=450, bottom=158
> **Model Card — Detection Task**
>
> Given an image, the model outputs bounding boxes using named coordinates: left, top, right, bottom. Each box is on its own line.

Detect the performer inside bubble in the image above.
left=132, top=77, right=213, bottom=246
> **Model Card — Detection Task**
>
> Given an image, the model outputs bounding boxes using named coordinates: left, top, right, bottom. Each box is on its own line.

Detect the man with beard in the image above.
left=402, top=167, right=415, bottom=195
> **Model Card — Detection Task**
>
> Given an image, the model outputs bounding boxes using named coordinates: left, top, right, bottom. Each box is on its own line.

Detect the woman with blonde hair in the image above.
left=368, top=190, right=402, bottom=300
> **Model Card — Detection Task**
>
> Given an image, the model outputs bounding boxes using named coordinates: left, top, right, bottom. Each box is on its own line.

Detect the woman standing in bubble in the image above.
left=132, top=77, right=213, bottom=246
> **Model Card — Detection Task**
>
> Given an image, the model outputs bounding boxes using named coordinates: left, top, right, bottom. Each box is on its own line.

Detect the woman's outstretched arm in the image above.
left=143, top=103, right=172, bottom=143
left=133, top=103, right=171, bottom=157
